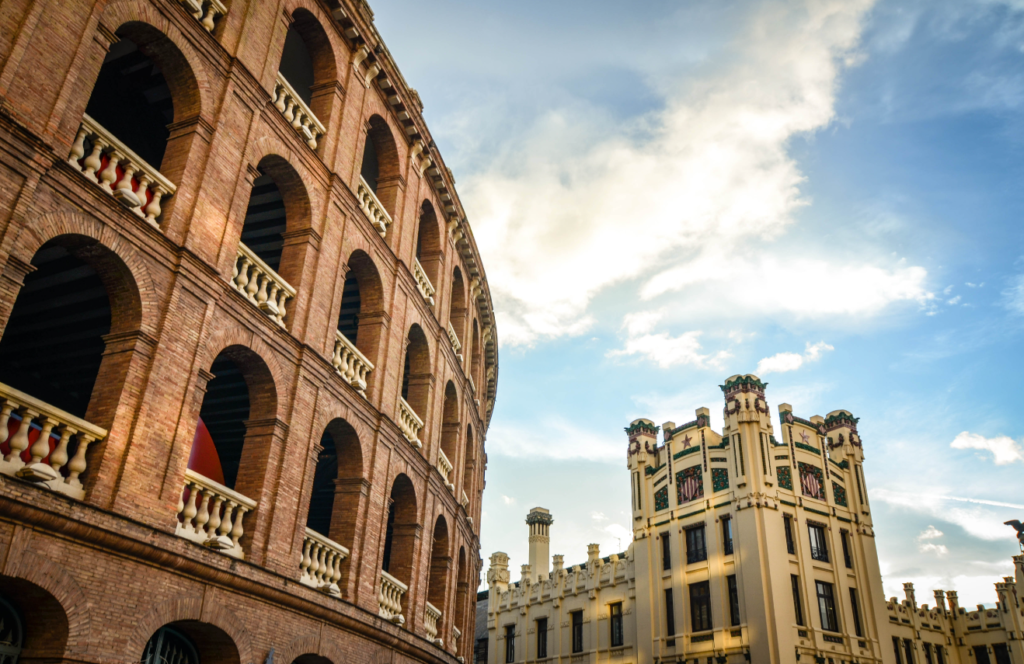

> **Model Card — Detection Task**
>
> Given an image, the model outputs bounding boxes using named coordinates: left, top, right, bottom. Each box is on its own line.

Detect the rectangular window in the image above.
left=904, top=639, right=916, bottom=664
left=849, top=587, right=863, bottom=637
left=634, top=471, right=641, bottom=510
left=994, top=644, right=1012, bottom=664
left=689, top=581, right=712, bottom=632
left=571, top=611, right=583, bottom=654
left=722, top=517, right=734, bottom=555
left=923, top=643, right=933, bottom=664
left=936, top=643, right=945, bottom=664
left=736, top=434, right=745, bottom=476
left=893, top=637, right=904, bottom=664
left=791, top=575, right=804, bottom=626
left=759, top=432, right=768, bottom=475
left=505, top=625, right=515, bottom=663
left=841, top=530, right=853, bottom=568
left=727, top=574, right=740, bottom=627
left=808, top=524, right=829, bottom=562
left=610, top=603, right=623, bottom=648
left=686, top=525, right=708, bottom=564
left=784, top=515, right=795, bottom=555
left=665, top=588, right=676, bottom=637
left=662, top=533, right=672, bottom=570
left=537, top=618, right=547, bottom=659
left=816, top=581, right=839, bottom=632
left=973, top=646, right=991, bottom=664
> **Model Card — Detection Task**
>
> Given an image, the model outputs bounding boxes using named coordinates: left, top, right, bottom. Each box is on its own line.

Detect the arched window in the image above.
left=454, top=546, right=469, bottom=649
left=332, top=251, right=384, bottom=396
left=142, top=627, right=199, bottom=664
left=0, top=579, right=68, bottom=664
left=356, top=116, right=401, bottom=240
left=0, top=595, right=22, bottom=664
left=381, top=474, right=417, bottom=625
left=415, top=202, right=442, bottom=301
left=68, top=24, right=201, bottom=225
left=398, top=325, right=430, bottom=445
left=439, top=382, right=458, bottom=489
left=426, top=516, right=450, bottom=642
left=448, top=267, right=467, bottom=359
left=471, top=320, right=482, bottom=392
left=0, top=236, right=141, bottom=496
left=182, top=346, right=277, bottom=558
left=461, top=424, right=475, bottom=511
left=140, top=621, right=241, bottom=664
left=272, top=10, right=336, bottom=151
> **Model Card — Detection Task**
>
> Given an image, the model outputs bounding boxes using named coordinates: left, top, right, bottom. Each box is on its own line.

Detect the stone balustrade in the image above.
left=452, top=626, right=462, bottom=655
left=424, top=601, right=443, bottom=645
left=177, top=0, right=227, bottom=32
left=378, top=570, right=408, bottom=624
left=0, top=381, right=106, bottom=500
left=412, top=258, right=436, bottom=306
left=447, top=322, right=462, bottom=361
left=357, top=176, right=392, bottom=237
left=175, top=468, right=257, bottom=559
left=398, top=397, right=424, bottom=449
left=332, top=331, right=373, bottom=396
left=436, top=449, right=454, bottom=491
left=67, top=114, right=176, bottom=228
left=272, top=73, right=326, bottom=150
left=299, top=527, right=349, bottom=597
left=232, top=242, right=296, bottom=328
left=461, top=489, right=469, bottom=510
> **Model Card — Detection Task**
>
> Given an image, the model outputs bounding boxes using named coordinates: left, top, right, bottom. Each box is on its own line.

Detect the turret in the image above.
left=526, top=507, right=553, bottom=583
left=720, top=374, right=775, bottom=493
left=487, top=551, right=510, bottom=594
left=625, top=418, right=660, bottom=522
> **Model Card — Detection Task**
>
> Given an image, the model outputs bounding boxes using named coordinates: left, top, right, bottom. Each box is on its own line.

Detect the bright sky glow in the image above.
left=373, top=0, right=1024, bottom=605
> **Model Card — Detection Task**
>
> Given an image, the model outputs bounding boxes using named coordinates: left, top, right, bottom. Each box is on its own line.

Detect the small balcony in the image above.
left=412, top=258, right=436, bottom=306
left=435, top=448, right=454, bottom=491
left=177, top=0, right=227, bottom=32
left=67, top=114, right=176, bottom=228
left=299, top=527, right=349, bottom=597
left=378, top=570, right=408, bottom=624
left=357, top=176, right=392, bottom=237
left=0, top=381, right=106, bottom=500
left=424, top=601, right=443, bottom=646
left=272, top=72, right=326, bottom=150
left=175, top=468, right=256, bottom=559
left=397, top=397, right=424, bottom=449
left=231, top=242, right=296, bottom=328
left=447, top=322, right=463, bottom=362
left=332, top=331, right=373, bottom=396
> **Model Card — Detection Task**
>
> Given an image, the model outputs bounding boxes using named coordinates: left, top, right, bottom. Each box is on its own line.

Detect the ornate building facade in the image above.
left=483, top=375, right=1024, bottom=664
left=0, top=0, right=495, bottom=662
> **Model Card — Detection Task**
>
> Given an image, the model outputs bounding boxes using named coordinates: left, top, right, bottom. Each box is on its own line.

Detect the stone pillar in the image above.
left=527, top=507, right=553, bottom=583
left=904, top=582, right=916, bottom=608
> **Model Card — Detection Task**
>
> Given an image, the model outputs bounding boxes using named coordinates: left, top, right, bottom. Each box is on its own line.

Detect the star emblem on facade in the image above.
left=800, top=430, right=810, bottom=443
left=681, top=435, right=692, bottom=448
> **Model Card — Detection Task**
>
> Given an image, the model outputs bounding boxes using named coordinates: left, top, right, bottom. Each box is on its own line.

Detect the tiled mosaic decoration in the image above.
left=798, top=462, right=826, bottom=501
left=676, top=465, right=704, bottom=505
left=711, top=468, right=729, bottom=492
left=654, top=486, right=669, bottom=512
left=776, top=465, right=793, bottom=490
left=832, top=481, right=847, bottom=507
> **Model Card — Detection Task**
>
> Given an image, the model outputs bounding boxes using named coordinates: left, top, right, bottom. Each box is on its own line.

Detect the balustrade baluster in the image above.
left=98, top=151, right=122, bottom=192
left=82, top=137, right=106, bottom=180
left=181, top=482, right=200, bottom=534
left=0, top=403, right=13, bottom=445
left=218, top=500, right=237, bottom=540
left=201, top=3, right=218, bottom=31
left=194, top=488, right=212, bottom=537
left=66, top=434, right=95, bottom=487
left=263, top=283, right=281, bottom=316
left=300, top=538, right=312, bottom=579
left=205, top=494, right=225, bottom=541
left=245, top=270, right=261, bottom=303
left=230, top=502, right=245, bottom=547
left=7, top=409, right=36, bottom=466
left=235, top=257, right=252, bottom=292
left=68, top=127, right=88, bottom=167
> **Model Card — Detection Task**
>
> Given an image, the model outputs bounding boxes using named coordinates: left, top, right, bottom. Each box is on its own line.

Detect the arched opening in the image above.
left=426, top=515, right=450, bottom=638
left=291, top=655, right=332, bottom=664
left=275, top=9, right=336, bottom=148
left=72, top=23, right=201, bottom=223
left=0, top=578, right=61, bottom=664
left=306, top=418, right=362, bottom=546
left=416, top=201, right=442, bottom=291
left=382, top=474, right=418, bottom=586
left=448, top=267, right=467, bottom=356
left=141, top=621, right=240, bottom=664
left=0, top=235, right=141, bottom=492
left=400, top=325, right=430, bottom=426
left=454, top=546, right=469, bottom=648
left=461, top=424, right=475, bottom=510
left=471, top=320, right=482, bottom=392
left=358, top=116, right=401, bottom=217
left=333, top=251, right=385, bottom=394
left=439, top=382, right=459, bottom=487
left=237, top=155, right=310, bottom=285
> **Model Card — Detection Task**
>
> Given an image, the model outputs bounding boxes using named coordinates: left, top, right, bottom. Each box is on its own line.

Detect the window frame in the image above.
left=536, top=617, right=547, bottom=659
left=841, top=529, right=853, bottom=568
left=815, top=580, right=839, bottom=633
left=849, top=587, right=863, bottom=637
left=791, top=574, right=804, bottom=626
left=609, top=602, right=624, bottom=648
left=505, top=624, right=515, bottom=663
left=784, top=515, right=795, bottom=555
left=571, top=610, right=584, bottom=654
left=664, top=587, right=676, bottom=638
left=689, top=580, right=713, bottom=633
left=685, top=525, right=708, bottom=564
left=661, top=532, right=672, bottom=571
left=808, top=524, right=830, bottom=563
left=727, top=574, right=740, bottom=627
left=722, top=516, right=734, bottom=555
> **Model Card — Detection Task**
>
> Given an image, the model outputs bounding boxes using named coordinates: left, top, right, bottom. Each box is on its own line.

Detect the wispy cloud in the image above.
left=950, top=431, right=1024, bottom=465
left=873, top=489, right=1023, bottom=541
left=486, top=416, right=623, bottom=463
left=917, top=526, right=948, bottom=555
left=607, top=310, right=731, bottom=369
left=757, top=341, right=834, bottom=376
left=1003, top=274, right=1024, bottom=315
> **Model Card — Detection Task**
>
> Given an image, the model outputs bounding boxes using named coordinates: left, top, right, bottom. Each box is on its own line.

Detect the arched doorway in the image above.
left=0, top=594, right=22, bottom=664
left=380, top=474, right=417, bottom=625
left=141, top=626, right=199, bottom=664
left=332, top=251, right=384, bottom=395
left=357, top=116, right=401, bottom=240
left=0, top=235, right=140, bottom=496
left=425, top=516, right=450, bottom=645
left=454, top=546, right=469, bottom=656
left=140, top=621, right=240, bottom=664
left=448, top=267, right=467, bottom=361
left=0, top=577, right=68, bottom=664
left=415, top=202, right=441, bottom=303
left=461, top=424, right=475, bottom=512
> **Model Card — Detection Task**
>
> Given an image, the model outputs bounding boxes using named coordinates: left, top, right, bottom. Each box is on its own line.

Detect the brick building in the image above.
left=0, top=0, right=496, bottom=662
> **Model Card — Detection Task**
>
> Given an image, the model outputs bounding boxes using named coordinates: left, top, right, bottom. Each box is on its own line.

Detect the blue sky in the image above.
left=372, top=0, right=1024, bottom=605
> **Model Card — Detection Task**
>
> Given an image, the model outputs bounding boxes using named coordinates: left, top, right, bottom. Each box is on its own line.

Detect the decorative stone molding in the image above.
left=332, top=330, right=373, bottom=396
left=272, top=72, right=326, bottom=150
left=299, top=528, right=349, bottom=596
left=177, top=0, right=227, bottom=33
left=412, top=257, right=436, bottom=306
left=231, top=242, right=296, bottom=328
left=398, top=397, right=424, bottom=448
left=357, top=176, right=392, bottom=237
left=378, top=570, right=407, bottom=624
left=175, top=469, right=257, bottom=559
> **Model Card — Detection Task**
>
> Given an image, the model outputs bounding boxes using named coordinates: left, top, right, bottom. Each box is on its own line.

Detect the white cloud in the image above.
left=757, top=341, right=834, bottom=375
left=917, top=526, right=948, bottom=555
left=606, top=310, right=732, bottom=369
left=487, top=416, right=624, bottom=463
left=950, top=431, right=1024, bottom=465
left=1003, top=275, right=1024, bottom=315
left=919, top=525, right=944, bottom=540
left=502, top=495, right=516, bottom=505
left=873, top=489, right=1023, bottom=541
left=591, top=511, right=607, bottom=521
left=463, top=0, right=928, bottom=346
left=947, top=295, right=961, bottom=305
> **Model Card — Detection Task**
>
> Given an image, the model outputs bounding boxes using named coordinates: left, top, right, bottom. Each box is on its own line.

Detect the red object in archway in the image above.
left=188, top=417, right=225, bottom=486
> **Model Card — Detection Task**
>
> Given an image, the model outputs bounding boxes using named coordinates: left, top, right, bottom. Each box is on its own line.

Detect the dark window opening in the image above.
left=198, top=356, right=250, bottom=490
left=924, top=643, right=934, bottom=664
left=791, top=575, right=804, bottom=626
left=381, top=500, right=396, bottom=573
left=504, top=625, right=515, bottom=663
left=816, top=581, right=839, bottom=633
left=537, top=617, right=548, bottom=658
left=722, top=517, right=734, bottom=555
left=142, top=627, right=199, bottom=664
left=240, top=171, right=286, bottom=272
left=904, top=640, right=916, bottom=664
left=610, top=603, right=623, bottom=647
left=849, top=587, right=863, bottom=637
left=809, top=524, right=829, bottom=562
left=571, top=610, right=583, bottom=653
left=360, top=135, right=380, bottom=193
left=278, top=26, right=314, bottom=106
left=894, top=637, right=903, bottom=664
left=994, top=644, right=1011, bottom=664
left=972, top=646, right=990, bottom=664
left=337, top=275, right=360, bottom=343
left=0, top=244, right=110, bottom=419
left=85, top=37, right=173, bottom=168
left=686, top=525, right=707, bottom=564
left=841, top=530, right=853, bottom=568
left=401, top=348, right=411, bottom=401
left=689, top=581, right=712, bottom=633
left=661, top=533, right=671, bottom=571
left=664, top=588, right=676, bottom=637
left=728, top=575, right=740, bottom=627
left=784, top=515, right=795, bottom=555
left=305, top=430, right=337, bottom=535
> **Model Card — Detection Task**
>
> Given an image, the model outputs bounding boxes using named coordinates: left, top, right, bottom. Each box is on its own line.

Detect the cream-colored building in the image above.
left=483, top=374, right=1024, bottom=664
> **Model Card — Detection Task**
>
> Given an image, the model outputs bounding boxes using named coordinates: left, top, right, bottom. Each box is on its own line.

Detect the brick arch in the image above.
left=308, top=405, right=370, bottom=476
left=97, top=0, right=213, bottom=119
left=127, top=596, right=252, bottom=664
left=197, top=321, right=289, bottom=421
left=7, top=209, right=158, bottom=336
left=279, top=1, right=342, bottom=85
left=275, top=631, right=320, bottom=664
left=3, top=549, right=92, bottom=658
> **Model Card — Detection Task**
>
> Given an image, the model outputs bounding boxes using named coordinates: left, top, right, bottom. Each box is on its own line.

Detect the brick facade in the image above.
left=0, top=0, right=495, bottom=662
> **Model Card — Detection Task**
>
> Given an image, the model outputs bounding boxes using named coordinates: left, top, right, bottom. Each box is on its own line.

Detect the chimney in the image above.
left=526, top=507, right=553, bottom=583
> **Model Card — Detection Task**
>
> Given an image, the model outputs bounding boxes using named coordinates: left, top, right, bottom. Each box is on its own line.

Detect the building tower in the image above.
left=527, top=507, right=554, bottom=582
